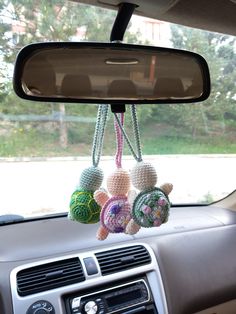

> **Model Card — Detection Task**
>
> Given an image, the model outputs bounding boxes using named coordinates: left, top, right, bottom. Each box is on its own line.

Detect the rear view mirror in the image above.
left=13, top=42, right=210, bottom=104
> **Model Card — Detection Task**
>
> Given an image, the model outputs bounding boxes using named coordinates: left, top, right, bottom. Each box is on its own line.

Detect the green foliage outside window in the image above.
left=0, top=0, right=235, bottom=156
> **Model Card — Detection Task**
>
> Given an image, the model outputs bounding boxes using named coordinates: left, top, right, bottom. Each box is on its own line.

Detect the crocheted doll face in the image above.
left=131, top=162, right=157, bottom=191
left=107, top=168, right=131, bottom=196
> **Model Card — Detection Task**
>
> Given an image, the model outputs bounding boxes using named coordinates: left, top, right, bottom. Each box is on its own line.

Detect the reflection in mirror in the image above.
left=108, top=80, right=137, bottom=97
left=61, top=74, right=92, bottom=97
left=23, top=55, right=56, bottom=96
left=16, top=43, right=210, bottom=103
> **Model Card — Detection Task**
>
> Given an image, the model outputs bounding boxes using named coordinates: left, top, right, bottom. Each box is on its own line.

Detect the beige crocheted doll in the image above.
left=94, top=168, right=137, bottom=240
left=126, top=161, right=173, bottom=234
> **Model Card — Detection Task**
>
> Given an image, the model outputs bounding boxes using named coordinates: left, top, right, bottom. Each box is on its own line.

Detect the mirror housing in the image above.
left=13, top=42, right=210, bottom=104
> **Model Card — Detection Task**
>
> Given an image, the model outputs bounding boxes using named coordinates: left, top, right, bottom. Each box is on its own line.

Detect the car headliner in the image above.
left=72, top=0, right=236, bottom=36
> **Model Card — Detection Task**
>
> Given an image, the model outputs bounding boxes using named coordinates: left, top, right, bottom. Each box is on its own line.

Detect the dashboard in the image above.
left=0, top=204, right=236, bottom=314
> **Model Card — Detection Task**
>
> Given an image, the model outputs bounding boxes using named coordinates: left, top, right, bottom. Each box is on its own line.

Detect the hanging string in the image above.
left=130, top=104, right=142, bottom=162
left=92, top=104, right=109, bottom=167
left=114, top=112, right=124, bottom=168
left=114, top=104, right=143, bottom=162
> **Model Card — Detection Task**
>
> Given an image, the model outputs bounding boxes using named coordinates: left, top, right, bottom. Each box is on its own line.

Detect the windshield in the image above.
left=0, top=1, right=235, bottom=220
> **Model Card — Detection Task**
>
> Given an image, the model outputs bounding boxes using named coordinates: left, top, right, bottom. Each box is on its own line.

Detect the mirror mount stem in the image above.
left=111, top=103, right=126, bottom=113
left=110, top=3, right=137, bottom=42
left=110, top=3, right=137, bottom=112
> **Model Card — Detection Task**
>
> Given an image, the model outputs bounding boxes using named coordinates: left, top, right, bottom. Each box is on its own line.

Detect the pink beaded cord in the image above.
left=114, top=105, right=143, bottom=163
left=114, top=112, right=124, bottom=168
left=94, top=112, right=132, bottom=240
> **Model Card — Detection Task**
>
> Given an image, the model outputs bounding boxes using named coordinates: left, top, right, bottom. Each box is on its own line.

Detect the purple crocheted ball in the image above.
left=100, top=196, right=132, bottom=233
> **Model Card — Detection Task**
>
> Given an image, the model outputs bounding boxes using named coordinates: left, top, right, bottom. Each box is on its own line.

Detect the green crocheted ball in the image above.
left=69, top=189, right=101, bottom=224
left=132, top=187, right=170, bottom=228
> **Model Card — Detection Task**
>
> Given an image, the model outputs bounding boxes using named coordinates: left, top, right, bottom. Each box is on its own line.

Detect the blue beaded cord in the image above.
left=78, top=104, right=109, bottom=191
left=92, top=104, right=109, bottom=167
left=69, top=104, right=109, bottom=224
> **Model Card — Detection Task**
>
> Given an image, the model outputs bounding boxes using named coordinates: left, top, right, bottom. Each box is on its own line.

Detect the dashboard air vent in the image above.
left=17, top=257, right=85, bottom=296
left=95, top=245, right=151, bottom=276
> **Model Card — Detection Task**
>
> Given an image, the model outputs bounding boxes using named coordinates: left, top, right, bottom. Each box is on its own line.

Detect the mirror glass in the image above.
left=14, top=44, right=210, bottom=103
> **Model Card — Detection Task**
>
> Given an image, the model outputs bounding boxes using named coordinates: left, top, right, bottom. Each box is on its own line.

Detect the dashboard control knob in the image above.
left=34, top=310, right=48, bottom=314
left=26, top=300, right=55, bottom=314
left=84, top=300, right=98, bottom=314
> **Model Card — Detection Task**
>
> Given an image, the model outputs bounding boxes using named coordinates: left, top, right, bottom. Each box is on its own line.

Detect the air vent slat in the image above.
left=18, top=274, right=81, bottom=292
left=17, top=262, right=80, bottom=279
left=99, top=256, right=151, bottom=269
left=96, top=245, right=151, bottom=275
left=100, top=260, right=150, bottom=272
left=97, top=248, right=148, bottom=260
left=18, top=272, right=83, bottom=285
left=97, top=246, right=146, bottom=256
left=17, top=267, right=83, bottom=283
left=98, top=251, right=148, bottom=264
left=17, top=257, right=85, bottom=296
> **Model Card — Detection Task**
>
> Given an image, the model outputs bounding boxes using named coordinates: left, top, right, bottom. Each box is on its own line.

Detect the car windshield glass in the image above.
left=0, top=1, right=235, bottom=221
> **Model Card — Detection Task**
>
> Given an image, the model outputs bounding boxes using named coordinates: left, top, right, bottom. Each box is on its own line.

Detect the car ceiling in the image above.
left=73, top=0, right=236, bottom=36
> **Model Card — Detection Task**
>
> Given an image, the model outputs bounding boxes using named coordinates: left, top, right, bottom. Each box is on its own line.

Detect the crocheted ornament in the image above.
left=94, top=113, right=133, bottom=240
left=130, top=162, right=170, bottom=227
left=69, top=166, right=103, bottom=224
left=79, top=166, right=104, bottom=191
left=131, top=161, right=157, bottom=191
left=107, top=167, right=131, bottom=196
left=114, top=105, right=173, bottom=234
left=68, top=104, right=108, bottom=224
left=69, top=189, right=101, bottom=224
left=132, top=187, right=170, bottom=228
left=101, top=196, right=131, bottom=232
left=126, top=161, right=173, bottom=233
left=94, top=168, right=132, bottom=240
